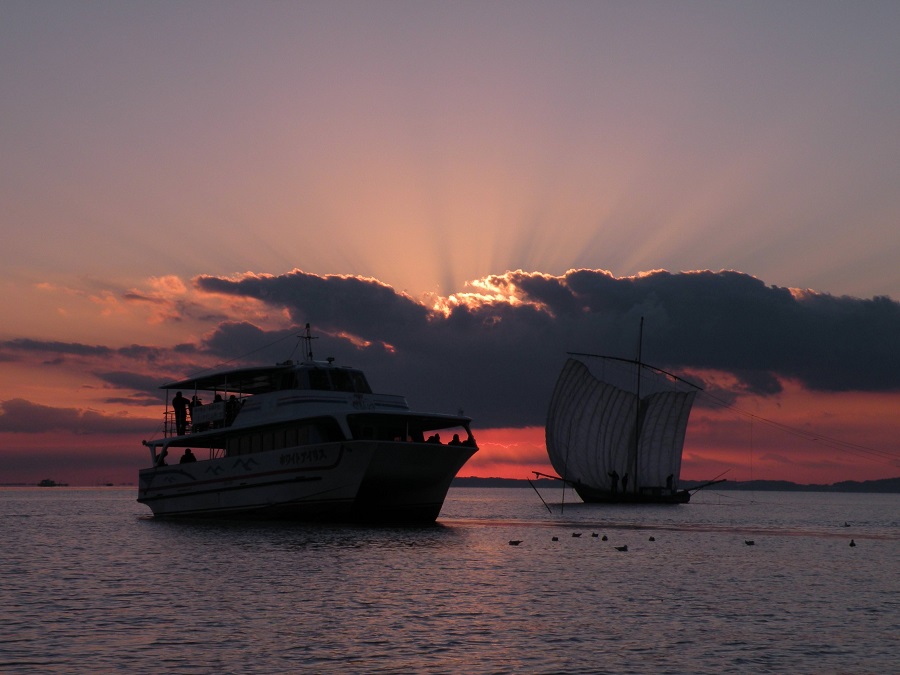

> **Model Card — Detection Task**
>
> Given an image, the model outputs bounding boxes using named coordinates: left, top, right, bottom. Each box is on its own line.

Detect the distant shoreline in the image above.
left=452, top=476, right=900, bottom=494
left=0, top=483, right=134, bottom=488
left=3, top=478, right=898, bottom=494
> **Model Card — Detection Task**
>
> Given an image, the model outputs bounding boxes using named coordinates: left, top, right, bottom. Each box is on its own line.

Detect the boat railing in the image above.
left=162, top=410, right=179, bottom=437
left=163, top=398, right=239, bottom=437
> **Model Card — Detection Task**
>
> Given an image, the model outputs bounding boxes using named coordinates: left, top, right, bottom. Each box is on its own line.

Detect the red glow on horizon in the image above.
left=3, top=383, right=900, bottom=487
left=461, top=426, right=552, bottom=479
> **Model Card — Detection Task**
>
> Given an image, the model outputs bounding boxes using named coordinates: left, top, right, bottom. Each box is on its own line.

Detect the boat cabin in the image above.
left=159, top=361, right=374, bottom=436
left=143, top=358, right=476, bottom=467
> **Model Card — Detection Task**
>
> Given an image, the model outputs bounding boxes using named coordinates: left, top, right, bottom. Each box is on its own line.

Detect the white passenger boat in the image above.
left=137, top=330, right=477, bottom=523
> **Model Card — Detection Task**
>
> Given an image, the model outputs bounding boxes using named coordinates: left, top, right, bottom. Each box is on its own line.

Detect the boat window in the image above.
left=277, top=417, right=345, bottom=447
left=304, top=417, right=344, bottom=443
left=278, top=372, right=298, bottom=390
left=330, top=370, right=354, bottom=392
left=351, top=421, right=408, bottom=441
left=308, top=369, right=331, bottom=391
left=347, top=414, right=475, bottom=446
left=222, top=417, right=346, bottom=457
left=269, top=430, right=283, bottom=451
left=350, top=371, right=372, bottom=393
left=347, top=416, right=412, bottom=441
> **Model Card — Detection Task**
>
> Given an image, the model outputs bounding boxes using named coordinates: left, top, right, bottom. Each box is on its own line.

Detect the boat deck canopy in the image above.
left=161, top=365, right=294, bottom=395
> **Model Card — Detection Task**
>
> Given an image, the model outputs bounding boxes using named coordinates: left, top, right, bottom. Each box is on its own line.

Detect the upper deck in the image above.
left=143, top=328, right=477, bottom=465
left=153, top=359, right=463, bottom=443
left=161, top=360, right=374, bottom=396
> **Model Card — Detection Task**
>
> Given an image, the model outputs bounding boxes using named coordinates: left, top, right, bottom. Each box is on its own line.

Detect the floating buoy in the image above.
left=648, top=536, right=656, bottom=542
left=591, top=532, right=599, bottom=538
left=615, top=545, right=628, bottom=552
left=572, top=532, right=582, bottom=537
left=601, top=535, right=608, bottom=541
left=509, top=540, right=523, bottom=546
left=849, top=539, right=856, bottom=547
left=745, top=540, right=755, bottom=546
left=551, top=536, right=558, bottom=542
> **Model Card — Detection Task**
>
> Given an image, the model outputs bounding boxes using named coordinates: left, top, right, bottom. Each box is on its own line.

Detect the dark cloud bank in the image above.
left=191, top=269, right=900, bottom=428
left=3, top=268, right=897, bottom=433
left=0, top=399, right=150, bottom=434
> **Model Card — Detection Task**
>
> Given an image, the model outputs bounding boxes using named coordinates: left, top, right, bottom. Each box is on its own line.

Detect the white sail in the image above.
left=546, top=357, right=696, bottom=495
left=637, top=390, right=696, bottom=489
left=546, top=359, right=636, bottom=490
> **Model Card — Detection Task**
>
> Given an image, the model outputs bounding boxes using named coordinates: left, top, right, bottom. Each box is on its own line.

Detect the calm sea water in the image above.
left=1, top=487, right=896, bottom=674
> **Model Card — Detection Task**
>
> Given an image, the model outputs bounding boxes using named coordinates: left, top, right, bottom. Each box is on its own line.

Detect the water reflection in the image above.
left=2, top=487, right=897, bottom=674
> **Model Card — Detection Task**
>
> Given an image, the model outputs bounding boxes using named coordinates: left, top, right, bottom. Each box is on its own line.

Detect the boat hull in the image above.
left=137, top=440, right=475, bottom=524
left=573, top=484, right=691, bottom=505
left=353, top=441, right=476, bottom=522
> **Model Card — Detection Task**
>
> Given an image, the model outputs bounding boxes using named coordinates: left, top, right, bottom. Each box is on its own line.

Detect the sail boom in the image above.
left=566, top=351, right=703, bottom=391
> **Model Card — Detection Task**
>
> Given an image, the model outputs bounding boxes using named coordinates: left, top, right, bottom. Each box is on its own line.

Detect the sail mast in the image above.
left=632, top=317, right=644, bottom=493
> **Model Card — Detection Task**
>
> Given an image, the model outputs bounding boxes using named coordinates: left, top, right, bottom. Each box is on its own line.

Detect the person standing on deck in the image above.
left=172, top=391, right=189, bottom=435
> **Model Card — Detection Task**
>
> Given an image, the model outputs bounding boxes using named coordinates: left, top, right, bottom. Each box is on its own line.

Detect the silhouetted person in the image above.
left=225, top=395, right=239, bottom=426
left=622, top=474, right=629, bottom=492
left=449, top=434, right=461, bottom=446
left=666, top=474, right=674, bottom=490
left=191, top=395, right=208, bottom=431
left=180, top=448, right=197, bottom=463
left=212, top=393, right=224, bottom=428
left=155, top=448, right=168, bottom=467
left=172, top=391, right=189, bottom=435
left=608, top=470, right=620, bottom=494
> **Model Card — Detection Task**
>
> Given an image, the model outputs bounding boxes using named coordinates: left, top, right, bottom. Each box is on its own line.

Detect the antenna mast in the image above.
left=302, top=323, right=318, bottom=361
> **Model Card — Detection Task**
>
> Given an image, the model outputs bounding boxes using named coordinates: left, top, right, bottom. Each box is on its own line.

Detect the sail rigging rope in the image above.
left=696, top=388, right=899, bottom=467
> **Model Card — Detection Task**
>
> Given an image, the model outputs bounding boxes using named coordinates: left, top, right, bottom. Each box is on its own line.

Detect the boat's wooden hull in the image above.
left=138, top=440, right=476, bottom=524
left=573, top=484, right=691, bottom=505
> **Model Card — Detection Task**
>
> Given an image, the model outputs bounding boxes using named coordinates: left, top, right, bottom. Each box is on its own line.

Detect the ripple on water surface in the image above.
left=0, top=487, right=897, bottom=673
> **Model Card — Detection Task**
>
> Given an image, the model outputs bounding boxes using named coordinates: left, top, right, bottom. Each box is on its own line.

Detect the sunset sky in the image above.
left=2, top=1, right=899, bottom=486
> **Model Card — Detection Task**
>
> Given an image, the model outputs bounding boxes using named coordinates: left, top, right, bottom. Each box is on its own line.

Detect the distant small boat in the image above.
left=37, top=479, right=67, bottom=487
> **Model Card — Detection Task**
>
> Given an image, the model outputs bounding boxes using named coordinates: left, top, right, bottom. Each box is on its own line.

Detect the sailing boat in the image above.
left=543, top=319, right=700, bottom=504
